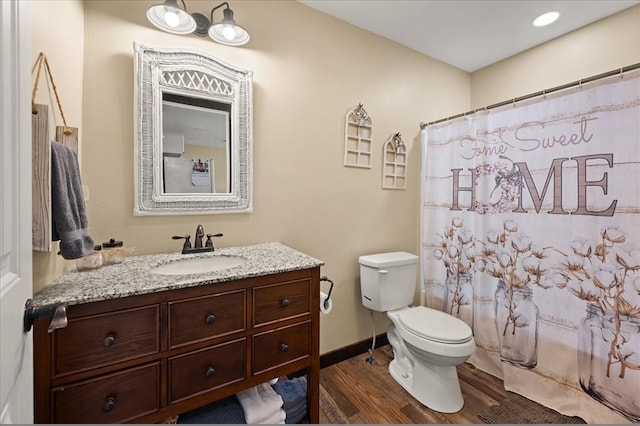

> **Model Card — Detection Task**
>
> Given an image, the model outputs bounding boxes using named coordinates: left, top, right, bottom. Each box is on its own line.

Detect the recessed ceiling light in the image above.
left=533, top=11, right=560, bottom=27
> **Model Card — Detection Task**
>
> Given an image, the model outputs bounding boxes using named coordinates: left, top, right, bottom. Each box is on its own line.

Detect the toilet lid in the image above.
left=398, top=306, right=472, bottom=344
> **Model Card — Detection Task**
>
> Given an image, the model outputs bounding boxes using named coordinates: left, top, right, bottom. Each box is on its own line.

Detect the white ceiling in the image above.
left=299, top=0, right=639, bottom=72
left=163, top=102, right=227, bottom=149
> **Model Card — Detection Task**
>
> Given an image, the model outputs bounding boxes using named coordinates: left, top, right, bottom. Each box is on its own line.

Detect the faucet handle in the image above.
left=205, top=233, right=223, bottom=250
left=172, top=235, right=192, bottom=252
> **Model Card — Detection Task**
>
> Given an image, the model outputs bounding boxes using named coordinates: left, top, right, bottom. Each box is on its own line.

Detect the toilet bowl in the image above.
left=386, top=306, right=475, bottom=413
left=359, top=252, right=475, bottom=413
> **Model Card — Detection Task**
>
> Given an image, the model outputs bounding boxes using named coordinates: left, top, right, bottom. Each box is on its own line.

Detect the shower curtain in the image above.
left=420, top=68, right=640, bottom=424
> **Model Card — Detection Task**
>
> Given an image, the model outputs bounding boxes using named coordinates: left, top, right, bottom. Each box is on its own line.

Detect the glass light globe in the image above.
left=223, top=25, right=236, bottom=40
left=164, top=10, right=180, bottom=27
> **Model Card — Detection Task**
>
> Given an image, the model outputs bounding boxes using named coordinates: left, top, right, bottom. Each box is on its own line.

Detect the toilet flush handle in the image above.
left=379, top=270, right=388, bottom=274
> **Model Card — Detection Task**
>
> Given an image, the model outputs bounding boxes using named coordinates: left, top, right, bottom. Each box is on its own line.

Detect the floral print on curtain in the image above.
left=421, top=69, right=640, bottom=423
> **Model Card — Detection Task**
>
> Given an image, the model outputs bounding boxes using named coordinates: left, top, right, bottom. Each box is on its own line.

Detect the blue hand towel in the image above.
left=178, top=395, right=246, bottom=424
left=284, top=405, right=307, bottom=424
left=272, top=376, right=307, bottom=412
left=50, top=141, right=94, bottom=259
left=272, top=376, right=308, bottom=423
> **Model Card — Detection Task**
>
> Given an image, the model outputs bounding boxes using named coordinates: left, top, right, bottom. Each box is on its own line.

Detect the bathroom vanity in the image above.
left=31, top=243, right=323, bottom=424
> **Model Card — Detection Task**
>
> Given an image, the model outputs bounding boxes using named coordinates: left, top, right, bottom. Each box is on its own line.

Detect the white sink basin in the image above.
left=152, top=256, right=246, bottom=276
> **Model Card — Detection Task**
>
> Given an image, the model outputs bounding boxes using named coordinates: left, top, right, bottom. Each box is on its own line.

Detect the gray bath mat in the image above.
left=478, top=392, right=586, bottom=424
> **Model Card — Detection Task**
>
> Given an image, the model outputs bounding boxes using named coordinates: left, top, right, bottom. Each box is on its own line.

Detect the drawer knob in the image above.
left=280, top=299, right=290, bottom=308
left=205, top=314, right=216, bottom=324
left=103, top=335, right=116, bottom=347
left=103, top=397, right=116, bottom=412
left=280, top=343, right=289, bottom=353
left=206, top=366, right=216, bottom=378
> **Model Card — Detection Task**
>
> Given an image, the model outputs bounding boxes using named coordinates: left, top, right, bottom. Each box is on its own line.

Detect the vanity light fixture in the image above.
left=201, top=2, right=250, bottom=46
left=146, top=0, right=250, bottom=46
left=146, top=0, right=197, bottom=35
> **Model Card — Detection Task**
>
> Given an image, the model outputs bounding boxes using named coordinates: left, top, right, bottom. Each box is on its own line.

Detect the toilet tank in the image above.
left=359, top=252, right=419, bottom=312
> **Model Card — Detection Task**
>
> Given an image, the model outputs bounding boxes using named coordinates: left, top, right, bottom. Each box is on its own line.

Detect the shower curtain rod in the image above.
left=419, top=62, right=640, bottom=130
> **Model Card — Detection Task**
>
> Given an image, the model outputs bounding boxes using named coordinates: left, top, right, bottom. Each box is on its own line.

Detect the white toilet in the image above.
left=359, top=252, right=475, bottom=413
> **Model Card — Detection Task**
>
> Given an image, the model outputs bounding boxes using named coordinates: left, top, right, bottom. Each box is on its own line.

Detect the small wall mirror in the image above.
left=134, top=42, right=253, bottom=215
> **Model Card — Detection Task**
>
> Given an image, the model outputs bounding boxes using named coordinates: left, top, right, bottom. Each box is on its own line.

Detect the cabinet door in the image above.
left=54, top=306, right=160, bottom=376
left=53, top=363, right=160, bottom=423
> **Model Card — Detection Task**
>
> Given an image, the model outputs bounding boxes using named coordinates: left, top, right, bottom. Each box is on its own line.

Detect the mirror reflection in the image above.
left=162, top=93, right=231, bottom=194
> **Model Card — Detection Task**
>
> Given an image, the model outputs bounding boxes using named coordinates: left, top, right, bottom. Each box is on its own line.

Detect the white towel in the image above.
left=236, top=382, right=285, bottom=424
left=260, top=408, right=286, bottom=424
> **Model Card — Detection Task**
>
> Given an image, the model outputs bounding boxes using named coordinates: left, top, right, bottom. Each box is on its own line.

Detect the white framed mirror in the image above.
left=133, top=42, right=253, bottom=215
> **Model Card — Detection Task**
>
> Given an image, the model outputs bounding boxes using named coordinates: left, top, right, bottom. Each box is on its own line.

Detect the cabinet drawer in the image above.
left=55, top=306, right=159, bottom=375
left=169, top=290, right=246, bottom=348
left=169, top=338, right=246, bottom=402
left=53, top=362, right=160, bottom=424
left=253, top=279, right=310, bottom=326
left=252, top=322, right=310, bottom=375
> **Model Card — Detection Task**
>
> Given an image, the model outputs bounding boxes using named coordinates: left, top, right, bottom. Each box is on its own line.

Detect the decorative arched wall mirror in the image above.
left=133, top=42, right=253, bottom=215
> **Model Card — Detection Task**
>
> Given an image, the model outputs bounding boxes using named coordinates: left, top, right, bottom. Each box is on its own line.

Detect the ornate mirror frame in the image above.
left=133, top=42, right=253, bottom=215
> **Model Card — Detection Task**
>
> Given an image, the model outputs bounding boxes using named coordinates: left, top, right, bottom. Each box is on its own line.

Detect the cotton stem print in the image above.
left=556, top=226, right=640, bottom=422
left=421, top=69, right=640, bottom=423
left=477, top=220, right=555, bottom=368
left=434, top=217, right=475, bottom=327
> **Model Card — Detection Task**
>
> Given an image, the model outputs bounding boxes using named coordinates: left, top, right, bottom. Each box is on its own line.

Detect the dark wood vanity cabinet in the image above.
left=33, top=267, right=321, bottom=424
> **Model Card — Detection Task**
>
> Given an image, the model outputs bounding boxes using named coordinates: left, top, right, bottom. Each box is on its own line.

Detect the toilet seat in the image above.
left=397, top=306, right=472, bottom=344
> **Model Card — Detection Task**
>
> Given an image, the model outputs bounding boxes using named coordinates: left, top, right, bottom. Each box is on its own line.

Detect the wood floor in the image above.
left=319, top=344, right=509, bottom=424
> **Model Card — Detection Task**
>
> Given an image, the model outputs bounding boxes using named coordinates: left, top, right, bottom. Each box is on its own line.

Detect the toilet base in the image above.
left=389, top=358, right=464, bottom=413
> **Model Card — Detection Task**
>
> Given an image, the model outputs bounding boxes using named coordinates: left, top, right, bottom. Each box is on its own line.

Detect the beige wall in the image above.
left=30, top=0, right=469, bottom=354
left=471, top=4, right=640, bottom=108
left=32, top=1, right=639, bottom=356
left=31, top=0, right=85, bottom=290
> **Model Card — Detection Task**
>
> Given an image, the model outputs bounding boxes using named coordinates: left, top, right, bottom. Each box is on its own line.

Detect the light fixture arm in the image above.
left=210, top=2, right=230, bottom=23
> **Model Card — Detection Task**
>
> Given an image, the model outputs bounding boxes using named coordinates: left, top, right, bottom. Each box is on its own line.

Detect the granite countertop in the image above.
left=33, top=242, right=324, bottom=308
